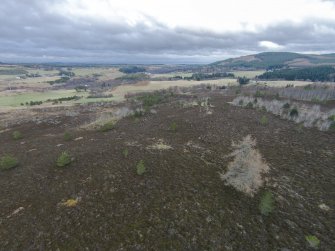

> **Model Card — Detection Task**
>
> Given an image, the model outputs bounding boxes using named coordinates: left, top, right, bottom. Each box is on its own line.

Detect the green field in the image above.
left=0, top=90, right=79, bottom=107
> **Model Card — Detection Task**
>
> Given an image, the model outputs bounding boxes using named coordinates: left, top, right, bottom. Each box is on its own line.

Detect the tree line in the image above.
left=258, top=66, right=335, bottom=82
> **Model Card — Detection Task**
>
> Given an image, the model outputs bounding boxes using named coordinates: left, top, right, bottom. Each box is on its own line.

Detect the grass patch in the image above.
left=305, top=235, right=320, bottom=248
left=12, top=130, right=23, bottom=140
left=0, top=90, right=80, bottom=107
left=136, top=160, right=146, bottom=175
left=56, top=152, right=72, bottom=167
left=259, top=191, right=275, bottom=216
left=0, top=155, right=19, bottom=171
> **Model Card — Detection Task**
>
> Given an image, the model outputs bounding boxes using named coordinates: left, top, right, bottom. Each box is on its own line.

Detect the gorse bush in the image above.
left=12, top=131, right=23, bottom=140
left=305, top=235, right=320, bottom=248
left=56, top=152, right=72, bottom=167
left=259, top=191, right=275, bottom=216
left=219, top=135, right=269, bottom=196
left=0, top=155, right=18, bottom=171
left=136, top=160, right=146, bottom=175
left=99, top=121, right=115, bottom=132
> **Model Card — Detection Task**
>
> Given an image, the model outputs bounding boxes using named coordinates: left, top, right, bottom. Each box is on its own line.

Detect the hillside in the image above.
left=211, top=52, right=335, bottom=69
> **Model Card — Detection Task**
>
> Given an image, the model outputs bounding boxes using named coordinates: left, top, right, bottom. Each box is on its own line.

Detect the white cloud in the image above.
left=57, top=0, right=335, bottom=32
left=259, top=41, right=285, bottom=50
left=0, top=0, right=335, bottom=63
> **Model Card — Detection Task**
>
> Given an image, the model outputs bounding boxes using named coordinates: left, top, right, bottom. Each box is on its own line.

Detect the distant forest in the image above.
left=119, top=66, right=146, bottom=74
left=184, top=72, right=234, bottom=81
left=258, top=66, right=335, bottom=82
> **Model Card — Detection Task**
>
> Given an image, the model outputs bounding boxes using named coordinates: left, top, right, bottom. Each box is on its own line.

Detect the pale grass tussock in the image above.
left=147, top=139, right=172, bottom=150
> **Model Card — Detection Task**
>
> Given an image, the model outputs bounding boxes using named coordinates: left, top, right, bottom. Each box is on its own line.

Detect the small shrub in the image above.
left=133, top=110, right=144, bottom=118
left=56, top=152, right=72, bottom=167
left=63, top=131, right=73, bottom=141
left=305, top=235, right=320, bottom=248
left=238, top=100, right=244, bottom=106
left=289, top=108, right=299, bottom=117
left=259, top=191, right=275, bottom=216
left=99, top=121, right=115, bottom=132
left=246, top=102, right=253, bottom=109
left=282, top=103, right=290, bottom=109
left=170, top=122, right=177, bottom=132
left=255, top=90, right=264, bottom=98
left=0, top=155, right=19, bottom=171
left=328, top=115, right=335, bottom=121
left=123, top=148, right=129, bottom=158
left=260, top=115, right=268, bottom=125
left=12, top=131, right=23, bottom=140
left=329, top=122, right=335, bottom=131
left=136, top=160, right=146, bottom=175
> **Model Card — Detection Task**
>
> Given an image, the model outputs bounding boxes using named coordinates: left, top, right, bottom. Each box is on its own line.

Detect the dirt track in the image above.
left=0, top=92, right=334, bottom=250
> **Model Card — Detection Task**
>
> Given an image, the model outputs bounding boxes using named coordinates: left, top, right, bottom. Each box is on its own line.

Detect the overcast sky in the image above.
left=1, top=0, right=335, bottom=64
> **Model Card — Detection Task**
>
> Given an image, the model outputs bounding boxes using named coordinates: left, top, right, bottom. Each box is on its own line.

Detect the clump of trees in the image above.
left=46, top=96, right=81, bottom=103
left=47, top=77, right=70, bottom=85
left=75, top=85, right=87, bottom=92
left=238, top=76, right=250, bottom=85
left=59, top=70, right=75, bottom=77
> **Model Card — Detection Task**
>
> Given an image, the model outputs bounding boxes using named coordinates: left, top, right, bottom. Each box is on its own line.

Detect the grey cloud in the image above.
left=0, top=0, right=335, bottom=63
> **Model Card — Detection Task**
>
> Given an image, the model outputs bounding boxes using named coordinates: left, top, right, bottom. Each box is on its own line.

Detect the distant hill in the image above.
left=210, top=52, right=335, bottom=69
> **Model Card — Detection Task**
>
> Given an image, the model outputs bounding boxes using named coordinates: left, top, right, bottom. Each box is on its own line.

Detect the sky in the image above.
left=0, top=0, right=335, bottom=64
